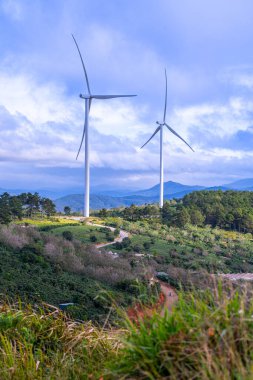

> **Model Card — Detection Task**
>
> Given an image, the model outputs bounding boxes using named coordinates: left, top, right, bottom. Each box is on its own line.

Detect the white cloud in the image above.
left=1, top=63, right=253, bottom=188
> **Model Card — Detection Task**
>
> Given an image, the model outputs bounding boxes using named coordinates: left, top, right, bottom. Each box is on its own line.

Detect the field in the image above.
left=103, top=219, right=253, bottom=273
left=51, top=224, right=114, bottom=244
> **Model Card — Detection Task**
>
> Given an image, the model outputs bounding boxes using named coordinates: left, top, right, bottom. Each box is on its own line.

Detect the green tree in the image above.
left=40, top=198, right=56, bottom=217
left=64, top=206, right=71, bottom=215
left=9, top=196, right=23, bottom=219
left=0, top=193, right=11, bottom=224
left=99, top=208, right=107, bottom=218
left=176, top=207, right=190, bottom=227
left=190, top=208, right=205, bottom=226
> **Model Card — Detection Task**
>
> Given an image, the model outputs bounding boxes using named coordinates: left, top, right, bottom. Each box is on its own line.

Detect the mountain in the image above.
left=54, top=181, right=207, bottom=211
left=55, top=194, right=127, bottom=212
left=134, top=181, right=205, bottom=198
left=224, top=178, right=253, bottom=190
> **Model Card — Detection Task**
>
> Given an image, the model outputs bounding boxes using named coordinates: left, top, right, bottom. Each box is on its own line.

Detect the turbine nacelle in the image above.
left=80, top=94, right=91, bottom=99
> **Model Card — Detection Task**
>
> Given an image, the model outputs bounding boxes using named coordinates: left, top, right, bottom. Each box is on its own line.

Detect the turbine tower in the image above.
left=72, top=35, right=136, bottom=217
left=141, top=69, right=194, bottom=208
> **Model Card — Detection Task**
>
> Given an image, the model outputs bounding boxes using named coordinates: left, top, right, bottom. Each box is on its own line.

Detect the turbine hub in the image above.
left=80, top=94, right=91, bottom=99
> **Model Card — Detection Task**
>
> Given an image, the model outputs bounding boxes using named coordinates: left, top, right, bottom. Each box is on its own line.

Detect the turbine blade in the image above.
left=76, top=121, right=86, bottom=160
left=76, top=100, right=91, bottom=160
left=72, top=34, right=91, bottom=95
left=163, top=69, right=167, bottom=123
left=92, top=95, right=136, bottom=99
left=165, top=123, right=194, bottom=152
left=140, top=126, right=160, bottom=149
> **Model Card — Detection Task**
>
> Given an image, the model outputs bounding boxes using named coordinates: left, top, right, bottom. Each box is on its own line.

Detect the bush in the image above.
left=106, top=235, right=114, bottom=242
left=62, top=230, right=73, bottom=241
left=90, top=235, right=98, bottom=242
left=114, top=228, right=120, bottom=236
left=143, top=241, right=151, bottom=250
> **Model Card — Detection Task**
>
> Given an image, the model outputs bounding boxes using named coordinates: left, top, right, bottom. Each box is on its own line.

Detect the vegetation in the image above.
left=0, top=285, right=253, bottom=379
left=1, top=190, right=253, bottom=377
left=0, top=223, right=154, bottom=322
left=0, top=192, right=56, bottom=224
left=102, top=218, right=253, bottom=273
left=51, top=224, right=115, bottom=244
left=102, top=190, right=253, bottom=233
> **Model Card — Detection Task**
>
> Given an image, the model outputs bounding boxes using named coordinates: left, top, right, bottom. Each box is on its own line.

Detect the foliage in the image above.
left=1, top=286, right=253, bottom=379
left=0, top=192, right=56, bottom=223
left=0, top=303, right=119, bottom=379
left=0, top=224, right=150, bottom=321
left=109, top=285, right=253, bottom=379
left=103, top=190, right=253, bottom=234
left=103, top=219, right=253, bottom=273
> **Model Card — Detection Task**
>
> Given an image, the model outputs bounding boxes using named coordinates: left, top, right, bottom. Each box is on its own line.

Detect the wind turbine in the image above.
left=141, top=69, right=194, bottom=209
left=72, top=35, right=136, bottom=217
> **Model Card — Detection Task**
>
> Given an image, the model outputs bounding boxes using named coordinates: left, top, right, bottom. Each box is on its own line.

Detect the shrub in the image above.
left=90, top=235, right=97, bottom=242
left=62, top=230, right=73, bottom=241
left=114, top=228, right=120, bottom=236
left=143, top=241, right=151, bottom=250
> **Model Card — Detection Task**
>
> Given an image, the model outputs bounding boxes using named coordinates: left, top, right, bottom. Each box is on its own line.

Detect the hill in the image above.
left=134, top=180, right=204, bottom=197
left=54, top=181, right=206, bottom=211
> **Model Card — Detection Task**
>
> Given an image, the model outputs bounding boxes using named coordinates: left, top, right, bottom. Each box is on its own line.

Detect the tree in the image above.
left=0, top=193, right=11, bottom=224
left=40, top=198, right=56, bottom=217
left=190, top=208, right=205, bottom=226
left=9, top=196, right=23, bottom=219
left=64, top=206, right=71, bottom=215
left=99, top=208, right=107, bottom=218
left=26, top=192, right=40, bottom=217
left=176, top=207, right=190, bottom=227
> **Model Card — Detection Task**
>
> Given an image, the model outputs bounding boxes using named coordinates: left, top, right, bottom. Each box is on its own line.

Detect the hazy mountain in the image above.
left=224, top=178, right=253, bottom=190
left=134, top=181, right=205, bottom=198
left=5, top=179, right=253, bottom=212
left=55, top=194, right=127, bottom=212
left=54, top=181, right=207, bottom=211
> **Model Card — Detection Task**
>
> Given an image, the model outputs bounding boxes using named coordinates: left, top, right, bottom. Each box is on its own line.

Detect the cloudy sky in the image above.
left=1, top=0, right=253, bottom=193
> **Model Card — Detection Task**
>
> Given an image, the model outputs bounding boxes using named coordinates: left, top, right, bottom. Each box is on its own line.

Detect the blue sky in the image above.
left=1, top=0, right=253, bottom=193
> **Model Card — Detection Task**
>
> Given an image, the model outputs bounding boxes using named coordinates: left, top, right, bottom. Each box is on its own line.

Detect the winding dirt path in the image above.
left=159, top=282, right=178, bottom=314
left=66, top=217, right=178, bottom=313
left=86, top=222, right=129, bottom=249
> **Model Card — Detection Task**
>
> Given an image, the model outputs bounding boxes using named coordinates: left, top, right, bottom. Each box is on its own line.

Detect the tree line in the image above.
left=100, top=190, right=253, bottom=233
left=0, top=192, right=56, bottom=224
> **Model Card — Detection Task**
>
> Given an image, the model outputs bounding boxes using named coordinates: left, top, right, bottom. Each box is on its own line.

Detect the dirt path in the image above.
left=159, top=282, right=178, bottom=314
left=86, top=222, right=129, bottom=249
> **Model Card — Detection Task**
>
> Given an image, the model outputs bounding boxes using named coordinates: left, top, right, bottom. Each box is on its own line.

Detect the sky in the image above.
left=1, top=0, right=253, bottom=193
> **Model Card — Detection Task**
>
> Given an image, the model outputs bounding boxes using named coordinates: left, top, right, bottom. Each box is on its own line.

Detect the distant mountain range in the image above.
left=2, top=178, right=253, bottom=212
left=53, top=178, right=253, bottom=212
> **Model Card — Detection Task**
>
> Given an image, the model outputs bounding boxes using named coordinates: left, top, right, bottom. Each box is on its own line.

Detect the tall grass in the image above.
left=108, top=283, right=253, bottom=379
left=1, top=285, right=253, bottom=379
left=0, top=302, right=120, bottom=380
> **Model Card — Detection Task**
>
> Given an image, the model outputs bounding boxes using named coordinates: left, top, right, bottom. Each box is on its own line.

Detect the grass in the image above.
left=51, top=224, right=113, bottom=244
left=0, top=285, right=253, bottom=379
left=103, top=220, right=253, bottom=273
left=109, top=284, right=253, bottom=379
left=15, top=217, right=80, bottom=227
left=0, top=302, right=120, bottom=380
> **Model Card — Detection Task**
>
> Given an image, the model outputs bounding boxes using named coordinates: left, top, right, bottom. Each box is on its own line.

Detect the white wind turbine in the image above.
left=141, top=69, right=194, bottom=208
left=72, top=35, right=136, bottom=217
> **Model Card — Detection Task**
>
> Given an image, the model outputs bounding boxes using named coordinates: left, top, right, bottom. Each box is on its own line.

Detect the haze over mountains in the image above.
left=53, top=178, right=253, bottom=212
left=2, top=178, right=253, bottom=212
